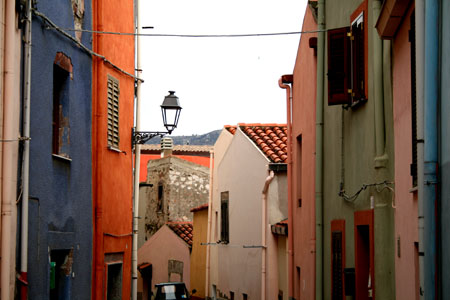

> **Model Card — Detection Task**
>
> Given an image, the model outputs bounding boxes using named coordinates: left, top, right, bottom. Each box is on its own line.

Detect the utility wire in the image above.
left=46, top=27, right=327, bottom=38
left=33, top=9, right=143, bottom=82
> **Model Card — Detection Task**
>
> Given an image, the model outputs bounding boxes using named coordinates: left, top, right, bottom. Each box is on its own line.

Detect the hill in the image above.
left=146, top=129, right=221, bottom=146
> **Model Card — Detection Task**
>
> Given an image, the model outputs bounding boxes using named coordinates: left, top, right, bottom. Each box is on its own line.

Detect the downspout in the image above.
left=423, top=0, right=439, bottom=298
left=316, top=0, right=325, bottom=299
left=373, top=0, right=387, bottom=165
left=131, top=0, right=142, bottom=298
left=20, top=0, right=32, bottom=298
left=278, top=74, right=293, bottom=299
left=261, top=170, right=275, bottom=300
left=415, top=1, right=425, bottom=298
left=1, top=0, right=21, bottom=298
left=205, top=150, right=214, bottom=297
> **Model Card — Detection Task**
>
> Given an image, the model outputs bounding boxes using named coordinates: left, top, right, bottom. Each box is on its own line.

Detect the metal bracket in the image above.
left=132, top=127, right=168, bottom=145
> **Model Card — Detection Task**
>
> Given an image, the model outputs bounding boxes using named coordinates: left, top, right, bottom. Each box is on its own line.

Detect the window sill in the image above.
left=108, top=146, right=124, bottom=153
left=52, top=154, right=72, bottom=162
left=409, top=186, right=418, bottom=194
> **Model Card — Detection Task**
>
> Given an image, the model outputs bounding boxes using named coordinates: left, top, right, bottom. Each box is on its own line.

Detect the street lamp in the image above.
left=132, top=91, right=182, bottom=144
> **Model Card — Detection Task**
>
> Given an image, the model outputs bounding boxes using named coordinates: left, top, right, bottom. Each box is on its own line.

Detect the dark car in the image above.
left=153, top=282, right=196, bottom=300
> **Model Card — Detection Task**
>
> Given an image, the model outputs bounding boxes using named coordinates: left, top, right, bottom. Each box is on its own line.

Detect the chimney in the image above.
left=161, top=137, right=173, bottom=158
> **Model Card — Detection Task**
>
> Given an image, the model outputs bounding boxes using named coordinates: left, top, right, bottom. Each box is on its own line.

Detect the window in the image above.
left=105, top=253, right=124, bottom=300
left=52, top=52, right=72, bottom=158
left=157, top=182, right=164, bottom=212
left=107, top=75, right=120, bottom=149
left=328, top=2, right=367, bottom=107
left=297, top=135, right=303, bottom=207
left=409, top=11, right=418, bottom=187
left=230, top=291, right=235, bottom=300
left=220, top=191, right=229, bottom=244
left=243, top=293, right=248, bottom=300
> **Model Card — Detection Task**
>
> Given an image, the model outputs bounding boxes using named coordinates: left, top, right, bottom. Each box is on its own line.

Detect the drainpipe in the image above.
left=423, top=0, right=439, bottom=298
left=262, top=170, right=275, bottom=300
left=278, top=74, right=293, bottom=298
left=316, top=0, right=325, bottom=299
left=132, top=0, right=142, bottom=298
left=20, top=0, right=32, bottom=298
left=373, top=0, right=387, bottom=166
left=205, top=150, right=214, bottom=297
left=415, top=1, right=425, bottom=298
left=1, top=0, right=21, bottom=298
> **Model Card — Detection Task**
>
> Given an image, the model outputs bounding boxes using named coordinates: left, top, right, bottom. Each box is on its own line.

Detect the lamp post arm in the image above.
left=132, top=127, right=170, bottom=144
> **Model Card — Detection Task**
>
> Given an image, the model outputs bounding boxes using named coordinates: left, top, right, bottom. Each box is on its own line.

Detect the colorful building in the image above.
left=92, top=0, right=135, bottom=298
left=279, top=3, right=317, bottom=300
left=24, top=1, right=94, bottom=298
left=207, top=124, right=288, bottom=299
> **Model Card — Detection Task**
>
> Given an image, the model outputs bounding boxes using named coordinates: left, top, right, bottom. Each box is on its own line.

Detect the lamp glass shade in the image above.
left=161, top=91, right=182, bottom=133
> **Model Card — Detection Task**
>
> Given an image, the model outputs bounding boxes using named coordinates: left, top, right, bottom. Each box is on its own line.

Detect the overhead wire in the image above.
left=45, top=27, right=327, bottom=38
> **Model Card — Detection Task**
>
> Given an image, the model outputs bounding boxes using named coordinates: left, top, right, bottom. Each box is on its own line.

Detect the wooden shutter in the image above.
left=351, top=20, right=366, bottom=102
left=107, top=76, right=120, bottom=148
left=328, top=27, right=351, bottom=105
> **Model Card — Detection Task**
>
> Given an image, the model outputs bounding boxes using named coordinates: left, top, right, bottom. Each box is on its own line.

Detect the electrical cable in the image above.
left=45, top=27, right=327, bottom=38
left=33, top=9, right=144, bottom=82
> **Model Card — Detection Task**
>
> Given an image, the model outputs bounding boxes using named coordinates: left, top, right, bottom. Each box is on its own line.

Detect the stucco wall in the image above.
left=144, top=156, right=209, bottom=239
left=392, top=5, right=419, bottom=300
left=215, top=128, right=269, bottom=299
left=190, top=208, right=208, bottom=298
left=291, top=5, right=317, bottom=300
left=27, top=1, right=93, bottom=298
left=208, top=129, right=234, bottom=295
left=322, top=0, right=395, bottom=299
left=138, top=225, right=191, bottom=294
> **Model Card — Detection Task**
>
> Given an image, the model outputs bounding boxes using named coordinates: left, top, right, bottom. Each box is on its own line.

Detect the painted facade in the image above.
left=385, top=3, right=420, bottom=299
left=25, top=1, right=93, bottom=298
left=138, top=223, right=192, bottom=299
left=207, top=124, right=288, bottom=300
left=190, top=204, right=209, bottom=299
left=283, top=4, right=318, bottom=300
left=92, top=0, right=135, bottom=298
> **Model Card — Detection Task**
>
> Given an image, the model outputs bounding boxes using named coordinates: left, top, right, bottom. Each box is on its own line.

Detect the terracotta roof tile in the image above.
left=190, top=203, right=209, bottom=212
left=224, top=125, right=237, bottom=135
left=166, top=222, right=193, bottom=246
left=239, top=123, right=288, bottom=163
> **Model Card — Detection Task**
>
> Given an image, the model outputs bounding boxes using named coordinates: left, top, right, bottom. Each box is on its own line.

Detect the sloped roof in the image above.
left=224, top=125, right=237, bottom=135
left=239, top=123, right=288, bottom=163
left=166, top=222, right=193, bottom=246
left=190, top=203, right=209, bottom=213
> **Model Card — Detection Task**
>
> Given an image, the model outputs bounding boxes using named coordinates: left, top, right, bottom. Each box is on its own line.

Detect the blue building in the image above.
left=22, top=1, right=93, bottom=298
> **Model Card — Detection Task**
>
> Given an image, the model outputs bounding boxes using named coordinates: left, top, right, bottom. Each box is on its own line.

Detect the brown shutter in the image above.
left=352, top=21, right=366, bottom=102
left=328, top=27, right=351, bottom=105
left=107, top=75, right=120, bottom=148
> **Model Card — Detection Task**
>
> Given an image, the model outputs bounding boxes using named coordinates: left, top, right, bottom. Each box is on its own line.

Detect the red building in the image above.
left=92, top=0, right=135, bottom=298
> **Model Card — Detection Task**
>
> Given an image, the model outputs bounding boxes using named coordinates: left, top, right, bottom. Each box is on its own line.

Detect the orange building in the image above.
left=92, top=0, right=135, bottom=298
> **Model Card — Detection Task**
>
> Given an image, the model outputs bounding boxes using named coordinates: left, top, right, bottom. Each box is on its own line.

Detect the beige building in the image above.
left=207, top=124, right=289, bottom=300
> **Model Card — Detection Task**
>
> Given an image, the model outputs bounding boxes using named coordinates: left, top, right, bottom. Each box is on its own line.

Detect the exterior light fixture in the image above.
left=132, top=91, right=182, bottom=144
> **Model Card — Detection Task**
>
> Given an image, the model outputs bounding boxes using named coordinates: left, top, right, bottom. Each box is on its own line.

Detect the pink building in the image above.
left=279, top=4, right=317, bottom=300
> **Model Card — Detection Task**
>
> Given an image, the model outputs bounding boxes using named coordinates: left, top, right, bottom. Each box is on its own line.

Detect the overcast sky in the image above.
left=137, top=0, right=308, bottom=136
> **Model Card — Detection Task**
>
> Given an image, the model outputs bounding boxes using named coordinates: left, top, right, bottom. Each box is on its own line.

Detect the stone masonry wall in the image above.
left=144, top=156, right=209, bottom=239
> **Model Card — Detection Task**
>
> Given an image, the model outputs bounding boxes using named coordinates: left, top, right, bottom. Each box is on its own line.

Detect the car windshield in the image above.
left=156, top=284, right=188, bottom=300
